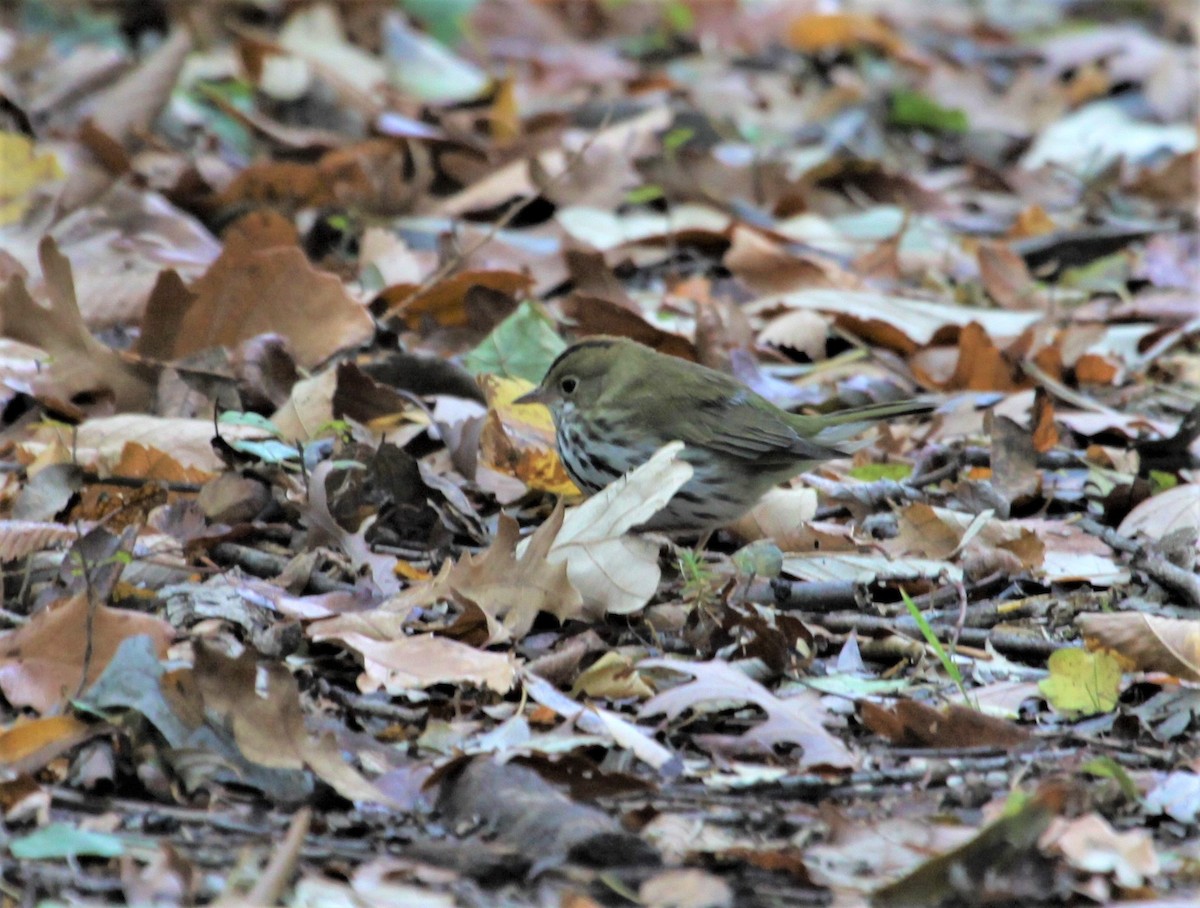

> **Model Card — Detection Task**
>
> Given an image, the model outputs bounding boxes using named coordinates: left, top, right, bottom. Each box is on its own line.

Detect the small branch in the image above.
left=1077, top=517, right=1200, bottom=609
left=209, top=542, right=355, bottom=593
left=803, top=610, right=1065, bottom=659
left=241, top=807, right=311, bottom=906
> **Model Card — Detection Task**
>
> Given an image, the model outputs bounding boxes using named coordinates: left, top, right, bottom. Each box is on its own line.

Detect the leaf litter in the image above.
left=0, top=1, right=1197, bottom=905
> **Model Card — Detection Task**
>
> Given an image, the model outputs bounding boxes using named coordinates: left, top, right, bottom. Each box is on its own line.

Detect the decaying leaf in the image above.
left=640, top=658, right=857, bottom=770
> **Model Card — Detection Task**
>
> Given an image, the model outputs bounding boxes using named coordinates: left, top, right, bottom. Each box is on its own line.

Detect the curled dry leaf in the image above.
left=1077, top=613, right=1200, bottom=682
left=519, top=442, right=693, bottom=617
left=0, top=237, right=157, bottom=411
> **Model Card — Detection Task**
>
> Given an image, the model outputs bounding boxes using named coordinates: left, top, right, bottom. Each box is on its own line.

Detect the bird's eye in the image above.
left=560, top=376, right=578, bottom=395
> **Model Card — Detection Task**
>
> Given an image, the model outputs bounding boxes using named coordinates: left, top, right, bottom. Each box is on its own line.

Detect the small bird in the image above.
left=516, top=336, right=929, bottom=534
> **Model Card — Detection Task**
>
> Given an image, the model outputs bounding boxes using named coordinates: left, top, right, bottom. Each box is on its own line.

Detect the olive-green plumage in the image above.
left=517, top=337, right=927, bottom=532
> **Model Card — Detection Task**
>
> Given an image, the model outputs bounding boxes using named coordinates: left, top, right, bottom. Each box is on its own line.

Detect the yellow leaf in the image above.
left=570, top=652, right=654, bottom=700
left=1038, top=648, right=1122, bottom=716
left=490, top=75, right=520, bottom=144
left=0, top=133, right=63, bottom=226
left=479, top=374, right=580, bottom=496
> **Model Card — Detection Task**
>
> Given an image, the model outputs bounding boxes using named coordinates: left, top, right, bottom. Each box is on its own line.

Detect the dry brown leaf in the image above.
left=311, top=626, right=517, bottom=695
left=0, top=591, right=173, bottom=713
left=192, top=644, right=396, bottom=805
left=724, top=225, right=859, bottom=295
left=0, top=237, right=157, bottom=411
left=726, top=486, right=819, bottom=547
left=786, top=13, right=914, bottom=61
left=478, top=374, right=580, bottom=496
left=524, top=442, right=693, bottom=617
left=112, top=442, right=214, bottom=484
left=378, top=270, right=531, bottom=330
left=0, top=521, right=81, bottom=561
left=1031, top=389, right=1060, bottom=453
left=757, top=310, right=831, bottom=361
left=978, top=242, right=1037, bottom=310
left=21, top=415, right=266, bottom=475
left=1041, top=813, right=1160, bottom=888
left=860, top=700, right=1030, bottom=748
left=0, top=715, right=98, bottom=775
left=747, top=290, right=1042, bottom=354
left=172, top=245, right=374, bottom=368
left=441, top=509, right=582, bottom=640
left=1118, top=483, right=1200, bottom=543
left=570, top=651, right=655, bottom=700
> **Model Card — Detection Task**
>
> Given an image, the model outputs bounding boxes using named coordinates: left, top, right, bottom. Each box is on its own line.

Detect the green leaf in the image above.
left=10, top=823, right=124, bottom=860
left=463, top=301, right=566, bottom=383
left=732, top=540, right=784, bottom=579
left=398, top=0, right=481, bottom=46
left=889, top=89, right=969, bottom=133
left=1059, top=252, right=1130, bottom=294
left=228, top=438, right=301, bottom=464
left=664, top=1, right=695, bottom=33
left=219, top=411, right=283, bottom=437
left=901, top=588, right=966, bottom=693
left=626, top=184, right=665, bottom=205
left=663, top=126, right=696, bottom=152
left=848, top=462, right=912, bottom=481
left=1082, top=755, right=1141, bottom=803
left=1038, top=648, right=1122, bottom=716
left=1149, top=470, right=1178, bottom=493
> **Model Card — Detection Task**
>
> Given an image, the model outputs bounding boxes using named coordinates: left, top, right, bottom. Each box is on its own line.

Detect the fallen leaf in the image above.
left=1038, top=648, right=1123, bottom=716
left=438, top=509, right=582, bottom=640
left=0, top=237, right=157, bottom=411
left=478, top=374, right=580, bottom=496
left=640, top=658, right=857, bottom=770
left=1078, top=613, right=1200, bottom=681
left=524, top=442, right=693, bottom=617
left=0, top=593, right=173, bottom=713
left=167, top=245, right=374, bottom=368
left=310, top=624, right=517, bottom=695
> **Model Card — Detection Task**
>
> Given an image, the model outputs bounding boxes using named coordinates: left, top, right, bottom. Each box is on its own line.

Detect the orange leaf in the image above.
left=0, top=715, right=96, bottom=774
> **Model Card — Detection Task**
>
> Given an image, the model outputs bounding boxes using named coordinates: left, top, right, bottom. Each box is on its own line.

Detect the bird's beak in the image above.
left=515, top=386, right=550, bottom=406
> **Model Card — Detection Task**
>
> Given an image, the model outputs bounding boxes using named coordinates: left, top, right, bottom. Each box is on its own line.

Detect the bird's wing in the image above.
left=683, top=386, right=845, bottom=464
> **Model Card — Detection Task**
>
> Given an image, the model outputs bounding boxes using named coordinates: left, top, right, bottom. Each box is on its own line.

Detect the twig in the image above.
left=1077, top=517, right=1200, bottom=609
left=240, top=807, right=311, bottom=906
left=208, top=542, right=355, bottom=593
left=803, top=610, right=1065, bottom=659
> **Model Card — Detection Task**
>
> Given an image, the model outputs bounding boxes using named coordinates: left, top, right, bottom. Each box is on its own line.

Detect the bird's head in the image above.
left=515, top=337, right=634, bottom=416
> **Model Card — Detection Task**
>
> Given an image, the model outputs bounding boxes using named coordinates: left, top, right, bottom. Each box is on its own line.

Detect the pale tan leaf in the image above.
left=1078, top=612, right=1200, bottom=681
left=525, top=441, right=692, bottom=617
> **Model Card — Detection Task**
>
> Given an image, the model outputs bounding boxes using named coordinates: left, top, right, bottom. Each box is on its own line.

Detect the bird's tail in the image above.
left=793, top=398, right=933, bottom=447
left=813, top=398, right=934, bottom=425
